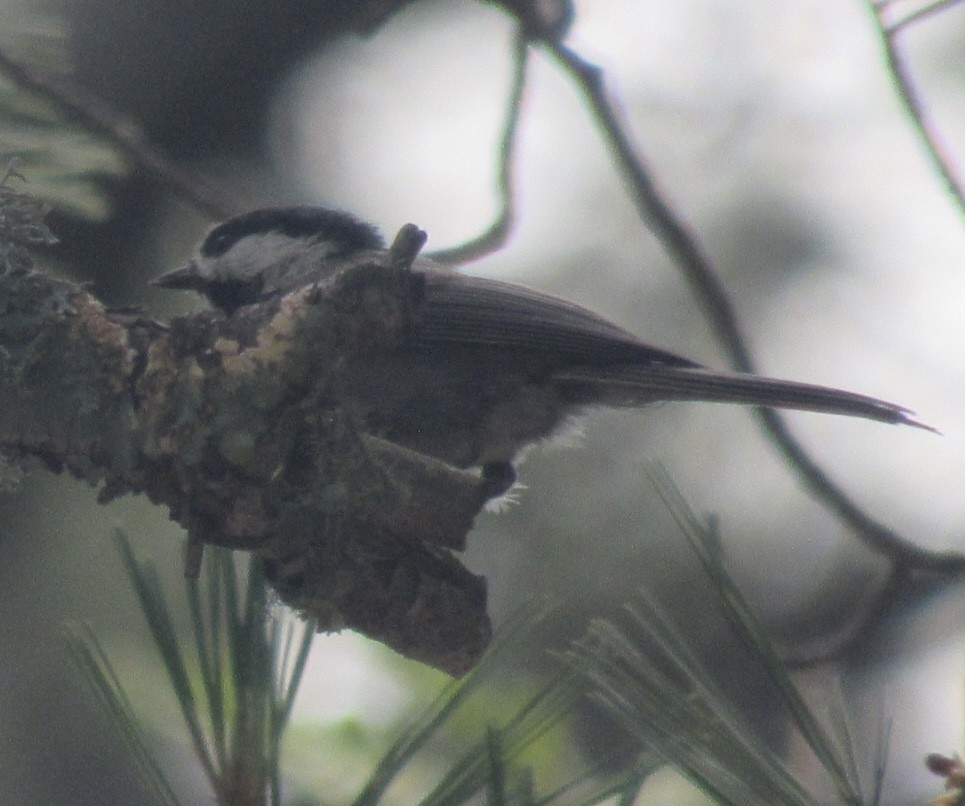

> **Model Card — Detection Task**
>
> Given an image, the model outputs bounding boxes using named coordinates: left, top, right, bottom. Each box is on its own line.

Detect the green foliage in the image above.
left=0, top=9, right=127, bottom=219
left=566, top=470, right=890, bottom=806
left=66, top=533, right=314, bottom=805
left=64, top=620, right=181, bottom=806
left=351, top=602, right=601, bottom=805
left=65, top=480, right=895, bottom=804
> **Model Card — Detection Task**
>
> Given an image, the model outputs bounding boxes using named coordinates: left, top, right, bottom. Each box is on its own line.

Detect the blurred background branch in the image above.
left=0, top=0, right=961, bottom=803
left=866, top=0, right=965, bottom=218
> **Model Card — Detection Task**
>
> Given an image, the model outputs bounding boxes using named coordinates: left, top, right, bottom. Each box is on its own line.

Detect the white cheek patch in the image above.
left=208, top=232, right=306, bottom=281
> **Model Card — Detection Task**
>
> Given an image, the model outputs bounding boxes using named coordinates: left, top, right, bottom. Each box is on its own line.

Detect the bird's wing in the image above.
left=417, top=269, right=700, bottom=368
left=413, top=268, right=933, bottom=431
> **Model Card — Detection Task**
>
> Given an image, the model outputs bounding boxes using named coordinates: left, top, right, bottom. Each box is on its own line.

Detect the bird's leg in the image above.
left=481, top=461, right=517, bottom=499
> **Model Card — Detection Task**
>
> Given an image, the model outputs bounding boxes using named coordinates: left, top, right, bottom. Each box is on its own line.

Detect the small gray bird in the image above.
left=153, top=206, right=931, bottom=495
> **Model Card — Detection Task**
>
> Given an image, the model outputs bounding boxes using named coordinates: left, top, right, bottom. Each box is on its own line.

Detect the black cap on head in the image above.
left=200, top=206, right=385, bottom=259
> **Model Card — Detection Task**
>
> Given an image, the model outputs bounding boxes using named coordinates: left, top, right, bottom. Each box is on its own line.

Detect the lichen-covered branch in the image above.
left=0, top=257, right=494, bottom=676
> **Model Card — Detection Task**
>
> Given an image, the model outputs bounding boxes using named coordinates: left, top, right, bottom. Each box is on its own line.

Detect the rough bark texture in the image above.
left=0, top=258, right=492, bottom=676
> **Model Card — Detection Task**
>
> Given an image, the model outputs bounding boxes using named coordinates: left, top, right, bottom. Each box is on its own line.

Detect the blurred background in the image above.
left=0, top=0, right=963, bottom=803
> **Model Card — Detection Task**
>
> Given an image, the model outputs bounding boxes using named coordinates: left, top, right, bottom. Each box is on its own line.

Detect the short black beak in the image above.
left=151, top=261, right=201, bottom=290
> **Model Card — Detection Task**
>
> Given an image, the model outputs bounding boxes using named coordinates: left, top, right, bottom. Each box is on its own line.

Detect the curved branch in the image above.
left=881, top=0, right=965, bottom=33
left=544, top=41, right=962, bottom=573
left=428, top=29, right=529, bottom=265
left=865, top=0, right=965, bottom=219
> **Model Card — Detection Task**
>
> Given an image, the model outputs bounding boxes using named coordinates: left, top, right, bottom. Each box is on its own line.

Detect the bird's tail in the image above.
left=554, top=365, right=935, bottom=431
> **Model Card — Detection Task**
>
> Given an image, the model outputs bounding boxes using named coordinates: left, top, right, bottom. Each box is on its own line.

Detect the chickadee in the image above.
left=153, top=206, right=930, bottom=494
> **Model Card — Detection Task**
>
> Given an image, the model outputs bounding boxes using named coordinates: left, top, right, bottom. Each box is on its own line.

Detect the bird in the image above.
left=153, top=206, right=932, bottom=496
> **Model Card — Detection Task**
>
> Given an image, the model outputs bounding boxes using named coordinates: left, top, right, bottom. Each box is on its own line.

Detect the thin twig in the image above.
left=427, top=30, right=528, bottom=265
left=865, top=0, right=965, bottom=217
left=546, top=44, right=755, bottom=370
left=785, top=559, right=965, bottom=667
left=758, top=410, right=965, bottom=570
left=884, top=0, right=965, bottom=32
left=544, top=41, right=965, bottom=573
left=0, top=45, right=236, bottom=221
left=784, top=565, right=910, bottom=668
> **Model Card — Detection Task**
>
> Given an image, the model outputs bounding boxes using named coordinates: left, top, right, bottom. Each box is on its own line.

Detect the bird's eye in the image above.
left=200, top=230, right=231, bottom=258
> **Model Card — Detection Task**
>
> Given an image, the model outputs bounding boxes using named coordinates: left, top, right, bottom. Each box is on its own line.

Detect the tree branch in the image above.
left=0, top=256, right=495, bottom=676
left=428, top=30, right=529, bottom=266
left=542, top=40, right=963, bottom=577
left=865, top=0, right=965, bottom=219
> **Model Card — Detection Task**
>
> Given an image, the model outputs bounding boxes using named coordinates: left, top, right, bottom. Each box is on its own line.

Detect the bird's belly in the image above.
left=336, top=347, right=566, bottom=468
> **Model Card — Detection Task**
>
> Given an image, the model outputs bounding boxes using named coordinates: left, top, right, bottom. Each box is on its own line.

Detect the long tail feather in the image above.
left=555, top=366, right=936, bottom=432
